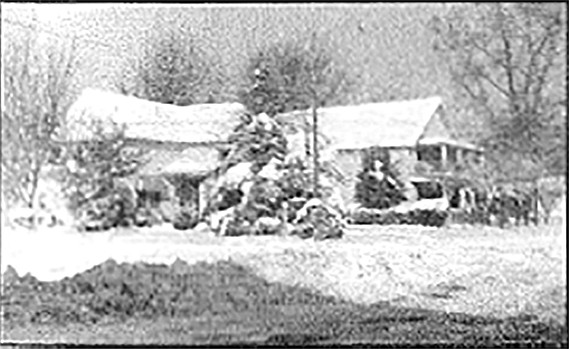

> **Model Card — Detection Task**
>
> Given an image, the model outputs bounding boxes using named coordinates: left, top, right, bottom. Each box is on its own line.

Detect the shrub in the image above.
left=290, top=223, right=315, bottom=239
left=350, top=208, right=449, bottom=227
left=172, top=210, right=199, bottom=231
left=310, top=207, right=344, bottom=240
left=291, top=202, right=344, bottom=240
left=246, top=178, right=285, bottom=219
left=254, top=216, right=282, bottom=235
left=64, top=124, right=145, bottom=231
left=133, top=207, right=152, bottom=228
left=216, top=187, right=244, bottom=211
left=78, top=198, right=113, bottom=232
left=223, top=215, right=257, bottom=236
left=78, top=189, right=138, bottom=231
left=355, top=147, right=406, bottom=209
left=286, top=197, right=308, bottom=222
left=277, top=158, right=314, bottom=200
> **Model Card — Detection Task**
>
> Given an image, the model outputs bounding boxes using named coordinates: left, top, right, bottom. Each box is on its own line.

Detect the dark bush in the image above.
left=172, top=209, right=198, bottom=230
left=349, top=208, right=376, bottom=225
left=64, top=125, right=145, bottom=231
left=80, top=192, right=136, bottom=231
left=355, top=172, right=406, bottom=210
left=355, top=147, right=406, bottom=210
left=350, top=208, right=449, bottom=227
left=290, top=223, right=315, bottom=239
left=246, top=178, right=285, bottom=219
left=277, top=158, right=314, bottom=200
left=134, top=207, right=153, bottom=227
left=286, top=197, right=307, bottom=222
left=216, top=187, right=243, bottom=211
left=291, top=204, right=344, bottom=240
left=224, top=215, right=257, bottom=236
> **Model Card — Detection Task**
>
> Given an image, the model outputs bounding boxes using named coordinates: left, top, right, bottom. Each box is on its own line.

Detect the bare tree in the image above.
left=431, top=3, right=567, bottom=182
left=240, top=37, right=349, bottom=117
left=116, top=25, right=223, bottom=106
left=2, top=31, right=77, bottom=224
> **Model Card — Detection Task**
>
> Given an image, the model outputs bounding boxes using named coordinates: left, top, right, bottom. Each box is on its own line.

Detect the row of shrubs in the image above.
left=348, top=208, right=449, bottom=227
left=219, top=201, right=344, bottom=240
left=80, top=194, right=449, bottom=231
left=80, top=189, right=450, bottom=231
left=79, top=192, right=199, bottom=232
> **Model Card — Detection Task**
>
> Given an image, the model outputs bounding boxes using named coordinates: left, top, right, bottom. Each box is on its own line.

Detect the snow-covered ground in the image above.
left=1, top=222, right=566, bottom=322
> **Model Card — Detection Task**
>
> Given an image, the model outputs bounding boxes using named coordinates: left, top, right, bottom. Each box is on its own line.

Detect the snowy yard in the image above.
left=2, top=221, right=566, bottom=323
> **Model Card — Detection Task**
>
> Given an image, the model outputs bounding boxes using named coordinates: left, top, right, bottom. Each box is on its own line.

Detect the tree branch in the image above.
left=497, top=15, right=519, bottom=110
left=469, top=64, right=513, bottom=99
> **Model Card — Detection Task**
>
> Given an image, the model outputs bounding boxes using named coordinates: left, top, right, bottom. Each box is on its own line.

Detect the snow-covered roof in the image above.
left=276, top=96, right=478, bottom=150
left=64, top=88, right=246, bottom=143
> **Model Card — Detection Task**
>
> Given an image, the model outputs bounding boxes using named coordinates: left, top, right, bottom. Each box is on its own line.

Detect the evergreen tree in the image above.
left=222, top=114, right=288, bottom=173
left=64, top=123, right=145, bottom=229
left=355, top=147, right=406, bottom=209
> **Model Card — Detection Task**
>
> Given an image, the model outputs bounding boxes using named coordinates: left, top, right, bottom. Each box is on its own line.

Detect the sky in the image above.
left=1, top=3, right=490, bottom=141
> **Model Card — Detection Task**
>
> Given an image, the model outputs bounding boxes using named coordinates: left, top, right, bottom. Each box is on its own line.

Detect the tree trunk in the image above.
left=304, top=116, right=311, bottom=158
left=533, top=183, right=539, bottom=225
left=27, top=166, right=42, bottom=230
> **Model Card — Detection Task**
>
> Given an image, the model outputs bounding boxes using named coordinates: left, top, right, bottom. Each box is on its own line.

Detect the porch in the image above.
left=415, top=140, right=483, bottom=172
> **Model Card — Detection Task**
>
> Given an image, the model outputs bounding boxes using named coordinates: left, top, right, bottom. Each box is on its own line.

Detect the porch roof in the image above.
left=417, top=137, right=483, bottom=151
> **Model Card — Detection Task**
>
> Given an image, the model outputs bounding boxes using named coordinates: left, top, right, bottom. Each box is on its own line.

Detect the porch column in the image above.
left=440, top=144, right=448, bottom=169
left=456, top=148, right=463, bottom=164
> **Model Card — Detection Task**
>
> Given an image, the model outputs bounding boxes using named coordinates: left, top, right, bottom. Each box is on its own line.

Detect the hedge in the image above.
left=349, top=208, right=449, bottom=227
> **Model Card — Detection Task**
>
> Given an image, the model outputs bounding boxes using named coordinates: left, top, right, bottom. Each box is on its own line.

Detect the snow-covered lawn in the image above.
left=1, top=221, right=566, bottom=322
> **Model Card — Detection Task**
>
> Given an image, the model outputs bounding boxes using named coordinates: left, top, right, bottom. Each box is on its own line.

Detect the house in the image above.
left=64, top=90, right=483, bottom=220
left=64, top=88, right=247, bottom=219
left=275, top=96, right=484, bottom=207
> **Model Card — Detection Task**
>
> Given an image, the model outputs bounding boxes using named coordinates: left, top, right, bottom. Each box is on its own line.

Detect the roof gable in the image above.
left=416, top=108, right=453, bottom=144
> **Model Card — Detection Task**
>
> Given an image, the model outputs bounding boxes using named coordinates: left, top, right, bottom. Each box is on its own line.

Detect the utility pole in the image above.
left=312, top=88, right=319, bottom=198
left=310, top=32, right=320, bottom=199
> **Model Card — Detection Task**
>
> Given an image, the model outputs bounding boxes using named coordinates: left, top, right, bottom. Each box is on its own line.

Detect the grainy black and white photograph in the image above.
left=1, top=2, right=567, bottom=346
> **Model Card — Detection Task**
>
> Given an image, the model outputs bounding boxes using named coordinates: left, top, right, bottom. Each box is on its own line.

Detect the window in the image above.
left=412, top=181, right=444, bottom=199
left=447, top=147, right=457, bottom=164
left=449, top=187, right=461, bottom=208
left=417, top=146, right=442, bottom=170
left=136, top=190, right=162, bottom=208
left=417, top=146, right=441, bottom=162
